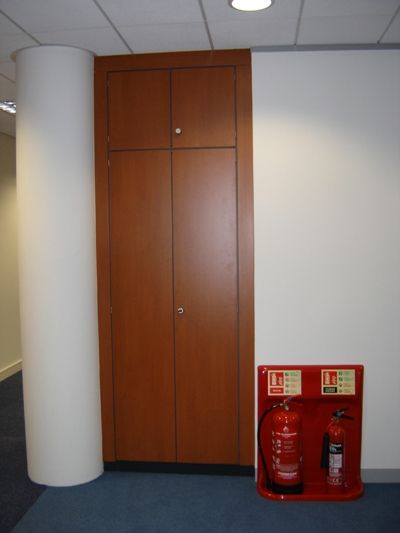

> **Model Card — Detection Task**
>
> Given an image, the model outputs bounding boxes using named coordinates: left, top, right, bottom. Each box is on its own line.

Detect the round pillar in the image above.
left=16, top=46, right=103, bottom=486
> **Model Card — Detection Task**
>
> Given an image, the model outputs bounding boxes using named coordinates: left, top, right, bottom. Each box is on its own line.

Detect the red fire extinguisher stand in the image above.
left=257, top=365, right=364, bottom=501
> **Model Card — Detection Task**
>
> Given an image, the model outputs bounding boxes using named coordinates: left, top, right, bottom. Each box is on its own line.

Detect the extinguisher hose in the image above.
left=320, top=432, right=330, bottom=469
left=257, top=404, right=280, bottom=491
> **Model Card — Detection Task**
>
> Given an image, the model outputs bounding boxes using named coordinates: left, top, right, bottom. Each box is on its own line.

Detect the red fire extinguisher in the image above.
left=321, top=408, right=354, bottom=491
left=257, top=398, right=303, bottom=495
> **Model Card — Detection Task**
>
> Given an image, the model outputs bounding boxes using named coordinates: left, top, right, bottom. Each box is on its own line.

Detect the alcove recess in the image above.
left=94, top=49, right=254, bottom=470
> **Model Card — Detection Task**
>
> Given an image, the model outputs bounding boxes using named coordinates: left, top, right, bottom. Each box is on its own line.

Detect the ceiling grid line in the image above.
left=294, top=0, right=306, bottom=47
left=0, top=8, right=42, bottom=45
left=91, top=0, right=133, bottom=54
left=198, top=0, right=214, bottom=50
left=0, top=72, right=15, bottom=84
left=251, top=43, right=400, bottom=53
left=377, top=3, right=400, bottom=44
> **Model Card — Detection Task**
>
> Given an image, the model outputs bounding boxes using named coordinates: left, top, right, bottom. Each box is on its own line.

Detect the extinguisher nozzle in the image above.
left=320, top=432, right=329, bottom=469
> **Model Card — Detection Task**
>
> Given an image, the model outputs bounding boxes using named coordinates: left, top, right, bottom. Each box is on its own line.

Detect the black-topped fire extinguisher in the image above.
left=321, top=408, right=354, bottom=491
left=257, top=398, right=303, bottom=495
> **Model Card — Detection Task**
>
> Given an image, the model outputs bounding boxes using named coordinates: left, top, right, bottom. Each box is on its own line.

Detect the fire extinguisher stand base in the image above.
left=257, top=365, right=364, bottom=502
left=257, top=479, right=364, bottom=502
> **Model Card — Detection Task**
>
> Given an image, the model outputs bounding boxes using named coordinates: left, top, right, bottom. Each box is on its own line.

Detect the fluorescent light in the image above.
left=229, top=0, right=273, bottom=11
left=0, top=101, right=16, bottom=114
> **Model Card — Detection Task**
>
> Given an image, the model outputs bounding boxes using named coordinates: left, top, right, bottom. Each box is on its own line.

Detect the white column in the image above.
left=16, top=45, right=103, bottom=486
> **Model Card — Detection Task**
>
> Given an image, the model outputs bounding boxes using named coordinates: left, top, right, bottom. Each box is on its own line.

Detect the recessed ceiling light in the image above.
left=229, top=0, right=273, bottom=12
left=0, top=101, right=16, bottom=114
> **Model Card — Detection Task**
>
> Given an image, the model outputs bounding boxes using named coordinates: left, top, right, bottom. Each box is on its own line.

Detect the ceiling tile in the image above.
left=0, top=0, right=108, bottom=32
left=0, top=61, right=16, bottom=81
left=203, top=0, right=302, bottom=21
left=210, top=18, right=298, bottom=48
left=303, top=0, right=400, bottom=17
left=298, top=15, right=394, bottom=44
left=0, top=12, right=24, bottom=34
left=0, top=32, right=38, bottom=62
left=32, top=28, right=131, bottom=56
left=381, top=11, right=400, bottom=42
left=119, top=22, right=210, bottom=53
left=0, top=72, right=16, bottom=100
left=96, top=0, right=202, bottom=25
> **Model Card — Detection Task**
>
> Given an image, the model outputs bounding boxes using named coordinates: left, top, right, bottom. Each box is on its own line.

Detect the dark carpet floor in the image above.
left=11, top=472, right=400, bottom=533
left=0, top=372, right=45, bottom=533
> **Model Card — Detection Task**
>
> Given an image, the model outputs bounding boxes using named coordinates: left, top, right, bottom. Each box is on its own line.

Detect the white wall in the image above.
left=0, top=132, right=21, bottom=380
left=252, top=50, right=400, bottom=476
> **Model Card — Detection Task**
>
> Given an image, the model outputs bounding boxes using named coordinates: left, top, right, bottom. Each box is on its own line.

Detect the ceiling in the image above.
left=1, top=0, right=400, bottom=137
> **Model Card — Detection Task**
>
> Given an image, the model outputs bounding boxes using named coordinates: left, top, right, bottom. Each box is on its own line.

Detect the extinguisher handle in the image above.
left=284, top=395, right=302, bottom=405
left=332, top=408, right=354, bottom=420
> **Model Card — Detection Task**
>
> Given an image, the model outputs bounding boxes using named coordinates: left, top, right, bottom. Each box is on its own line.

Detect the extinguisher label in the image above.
left=268, top=370, right=302, bottom=396
left=272, top=431, right=302, bottom=482
left=321, top=369, right=355, bottom=395
left=328, top=443, right=344, bottom=485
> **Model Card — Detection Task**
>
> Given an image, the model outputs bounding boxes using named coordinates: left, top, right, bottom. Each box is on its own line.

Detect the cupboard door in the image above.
left=173, top=149, right=238, bottom=464
left=110, top=151, right=176, bottom=461
left=172, top=67, right=236, bottom=148
left=108, top=70, right=170, bottom=150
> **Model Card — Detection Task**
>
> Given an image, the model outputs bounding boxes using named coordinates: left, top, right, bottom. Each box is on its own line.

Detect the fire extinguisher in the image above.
left=257, top=398, right=303, bottom=495
left=321, top=408, right=354, bottom=491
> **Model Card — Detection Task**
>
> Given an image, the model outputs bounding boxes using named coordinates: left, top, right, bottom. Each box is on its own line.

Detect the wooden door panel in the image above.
left=173, top=149, right=238, bottom=464
left=110, top=151, right=176, bottom=461
left=108, top=70, right=170, bottom=150
left=172, top=67, right=236, bottom=148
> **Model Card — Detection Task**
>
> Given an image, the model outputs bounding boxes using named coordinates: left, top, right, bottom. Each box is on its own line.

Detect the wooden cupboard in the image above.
left=95, top=50, right=254, bottom=468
